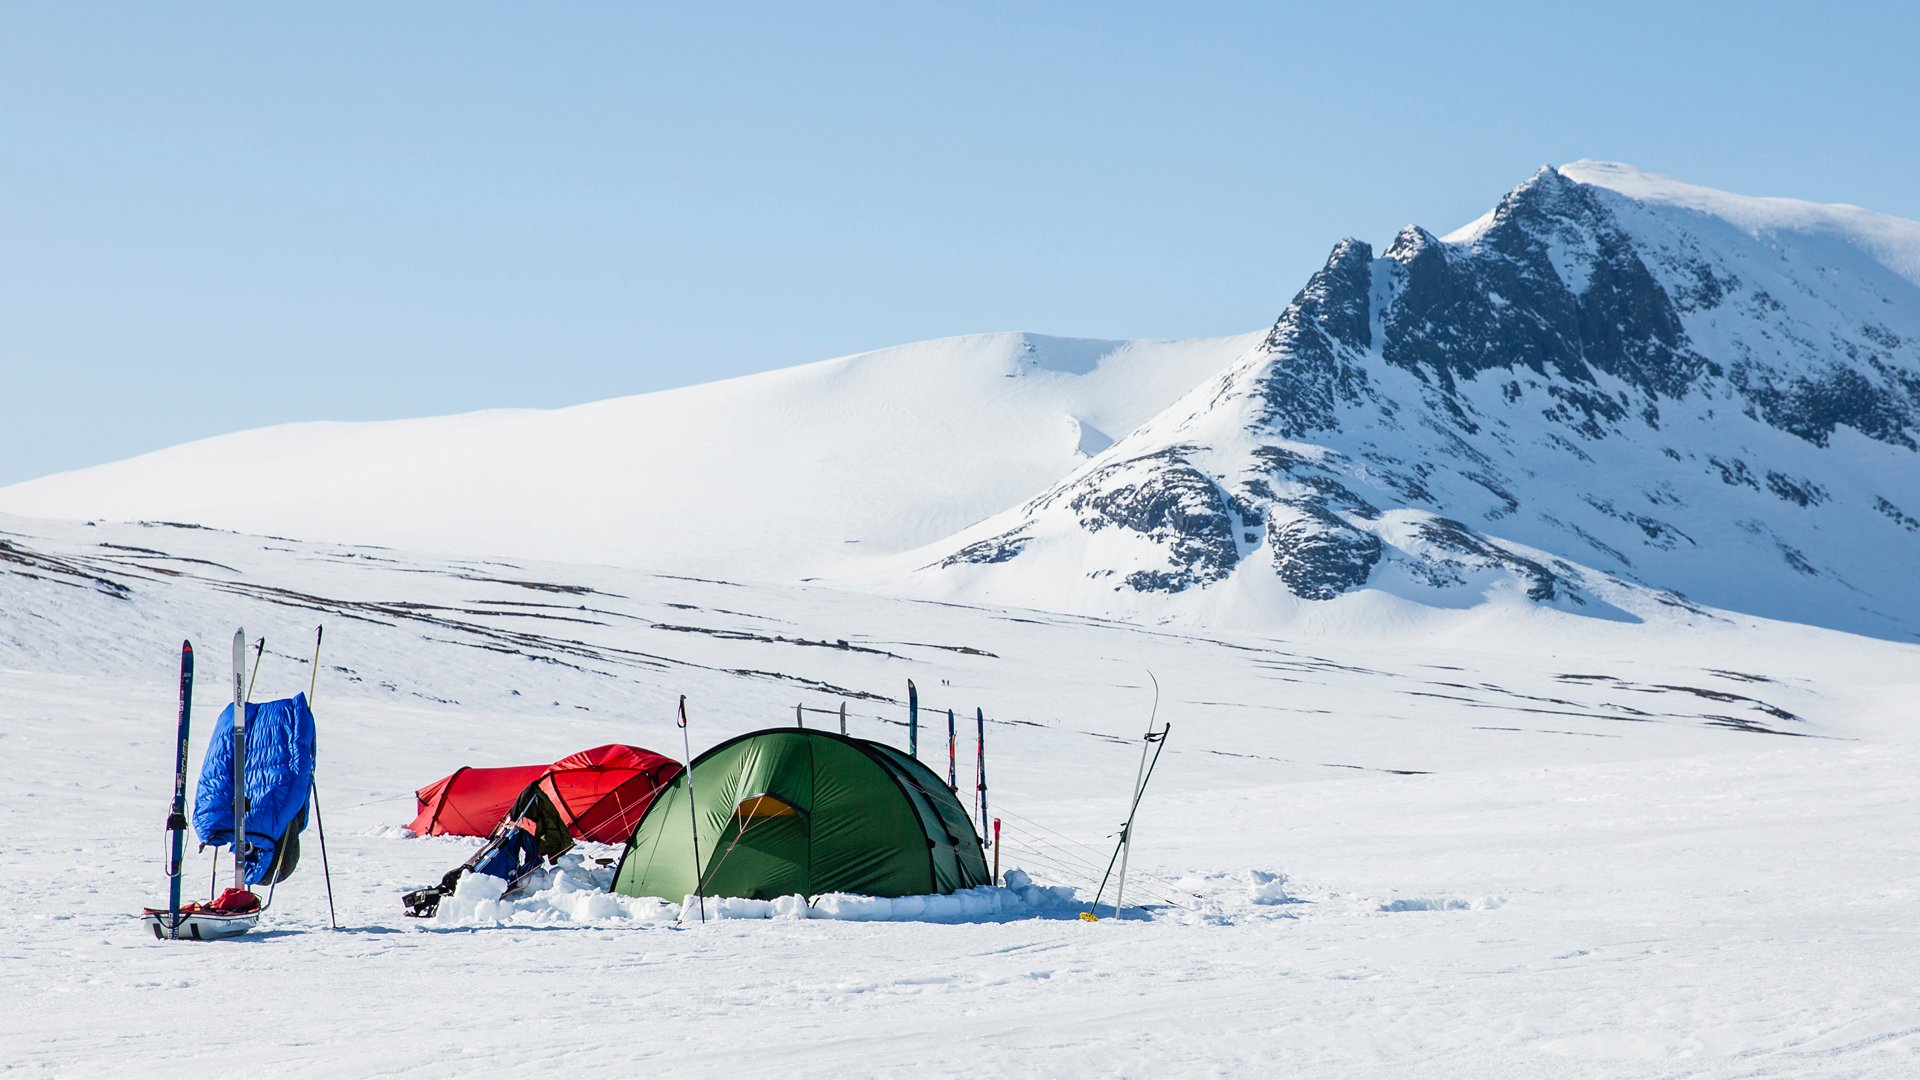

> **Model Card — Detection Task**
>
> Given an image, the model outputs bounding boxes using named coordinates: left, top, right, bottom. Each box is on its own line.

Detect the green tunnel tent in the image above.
left=611, top=727, right=990, bottom=902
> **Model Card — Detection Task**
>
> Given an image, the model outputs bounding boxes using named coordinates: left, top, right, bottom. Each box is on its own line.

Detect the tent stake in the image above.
left=992, top=818, right=1001, bottom=886
left=678, top=695, right=705, bottom=924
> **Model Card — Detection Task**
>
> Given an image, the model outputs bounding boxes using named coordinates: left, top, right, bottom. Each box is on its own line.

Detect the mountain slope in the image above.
left=0, top=331, right=1259, bottom=581
left=905, top=163, right=1920, bottom=640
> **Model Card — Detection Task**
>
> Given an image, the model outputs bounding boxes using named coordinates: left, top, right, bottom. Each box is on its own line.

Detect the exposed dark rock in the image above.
left=1380, top=168, right=1711, bottom=411
left=1708, top=456, right=1760, bottom=489
left=1732, top=363, right=1919, bottom=450
left=1067, top=450, right=1243, bottom=592
left=1778, top=543, right=1820, bottom=577
left=1248, top=241, right=1379, bottom=437
left=1267, top=507, right=1381, bottom=600
left=1584, top=498, right=1694, bottom=549
left=1875, top=496, right=1920, bottom=532
left=937, top=532, right=1030, bottom=567
left=1764, top=472, right=1829, bottom=507
left=1413, top=518, right=1565, bottom=602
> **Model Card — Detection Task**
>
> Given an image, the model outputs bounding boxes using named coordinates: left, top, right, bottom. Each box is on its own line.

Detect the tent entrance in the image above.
left=734, top=793, right=804, bottom=821
left=703, top=793, right=810, bottom=900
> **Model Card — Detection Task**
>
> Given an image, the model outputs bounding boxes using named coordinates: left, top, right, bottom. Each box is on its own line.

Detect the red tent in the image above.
left=409, top=744, right=681, bottom=844
left=533, top=744, right=683, bottom=844
left=409, top=764, right=548, bottom=838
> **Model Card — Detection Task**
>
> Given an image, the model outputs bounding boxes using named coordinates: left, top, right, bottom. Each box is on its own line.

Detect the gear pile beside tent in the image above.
left=402, top=744, right=683, bottom=917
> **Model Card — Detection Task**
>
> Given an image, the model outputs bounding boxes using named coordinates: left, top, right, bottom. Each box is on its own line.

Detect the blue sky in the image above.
left=4, top=3, right=1916, bottom=485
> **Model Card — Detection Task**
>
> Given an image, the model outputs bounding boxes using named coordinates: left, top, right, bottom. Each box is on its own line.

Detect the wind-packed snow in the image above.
left=2, top=512, right=1917, bottom=1077
left=1560, top=160, right=1920, bottom=290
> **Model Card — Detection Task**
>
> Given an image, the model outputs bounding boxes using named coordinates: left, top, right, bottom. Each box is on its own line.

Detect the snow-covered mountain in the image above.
left=6, top=162, right=1917, bottom=641
left=0, top=332, right=1258, bottom=580
left=907, top=163, right=1920, bottom=640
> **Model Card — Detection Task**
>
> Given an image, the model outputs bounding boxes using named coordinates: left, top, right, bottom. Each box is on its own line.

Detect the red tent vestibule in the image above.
left=408, top=745, right=681, bottom=844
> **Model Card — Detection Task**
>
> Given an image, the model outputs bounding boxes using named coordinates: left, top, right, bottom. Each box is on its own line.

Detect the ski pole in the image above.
left=1114, top=675, right=1158, bottom=918
left=244, top=636, right=265, bottom=703
left=311, top=780, right=338, bottom=930
left=1085, top=674, right=1166, bottom=921
left=308, top=625, right=323, bottom=701
left=678, top=695, right=705, bottom=924
left=307, top=626, right=336, bottom=930
left=907, top=679, right=918, bottom=758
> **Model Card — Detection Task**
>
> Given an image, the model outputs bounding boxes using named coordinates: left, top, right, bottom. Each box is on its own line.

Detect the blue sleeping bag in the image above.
left=193, top=694, right=317, bottom=886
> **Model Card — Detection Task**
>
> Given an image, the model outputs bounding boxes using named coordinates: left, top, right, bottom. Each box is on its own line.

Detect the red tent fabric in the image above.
left=409, top=744, right=681, bottom=844
left=409, top=764, right=548, bottom=838
left=535, top=744, right=683, bottom=844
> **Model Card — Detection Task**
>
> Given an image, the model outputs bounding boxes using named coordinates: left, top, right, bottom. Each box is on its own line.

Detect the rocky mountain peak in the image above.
left=1383, top=224, right=1444, bottom=265
left=915, top=164, right=1920, bottom=640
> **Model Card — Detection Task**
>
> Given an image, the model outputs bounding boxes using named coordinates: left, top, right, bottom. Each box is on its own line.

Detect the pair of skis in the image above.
left=917, top=688, right=990, bottom=854
left=1082, top=674, right=1170, bottom=922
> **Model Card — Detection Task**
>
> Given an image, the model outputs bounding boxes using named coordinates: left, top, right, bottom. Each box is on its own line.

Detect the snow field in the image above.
left=1, top=516, right=1917, bottom=1076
